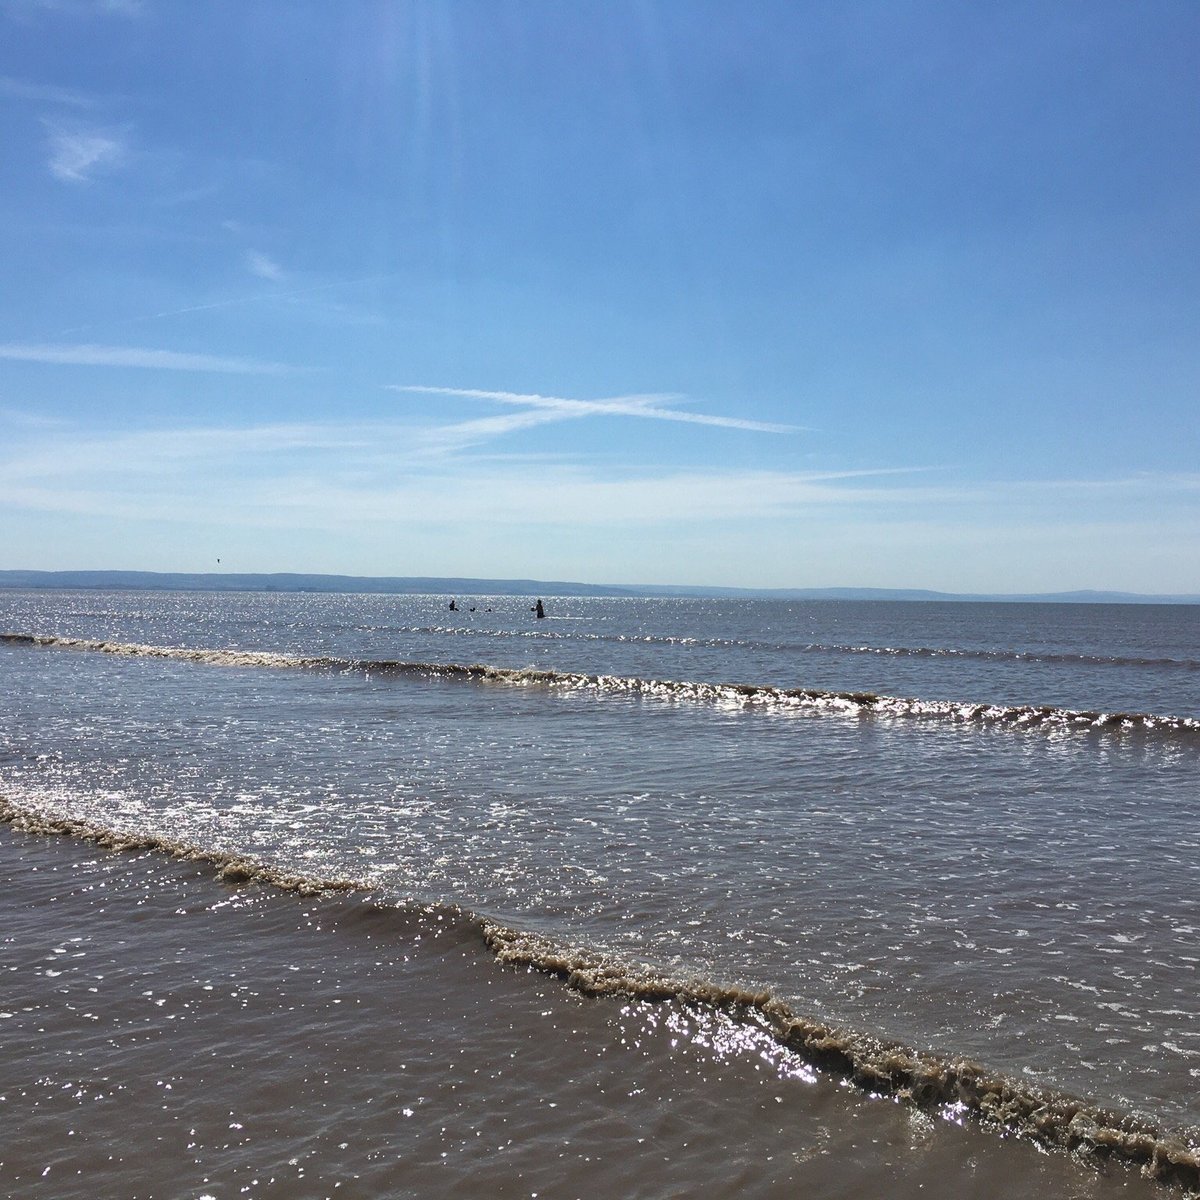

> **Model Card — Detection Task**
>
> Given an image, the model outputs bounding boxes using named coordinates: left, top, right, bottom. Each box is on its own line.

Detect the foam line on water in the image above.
left=5, top=631, right=1198, bottom=739
left=1, top=793, right=1198, bottom=1190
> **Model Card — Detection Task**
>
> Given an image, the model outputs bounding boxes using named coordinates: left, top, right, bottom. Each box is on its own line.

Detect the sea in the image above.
left=1, top=588, right=1198, bottom=1199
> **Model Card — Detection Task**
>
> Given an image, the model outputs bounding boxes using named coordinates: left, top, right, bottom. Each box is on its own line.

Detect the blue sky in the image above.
left=1, top=0, right=1197, bottom=592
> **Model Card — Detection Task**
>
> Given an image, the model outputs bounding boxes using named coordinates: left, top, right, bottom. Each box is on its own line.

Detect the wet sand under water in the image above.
left=0, top=826, right=1170, bottom=1200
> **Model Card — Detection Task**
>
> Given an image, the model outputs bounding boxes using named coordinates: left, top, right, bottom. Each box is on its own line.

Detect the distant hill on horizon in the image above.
left=1, top=569, right=1197, bottom=605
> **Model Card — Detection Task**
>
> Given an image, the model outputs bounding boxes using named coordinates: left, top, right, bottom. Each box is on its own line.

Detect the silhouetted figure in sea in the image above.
left=448, top=599, right=457, bottom=611
left=534, top=599, right=546, bottom=619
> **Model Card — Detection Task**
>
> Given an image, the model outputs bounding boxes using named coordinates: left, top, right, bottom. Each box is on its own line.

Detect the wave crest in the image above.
left=2, top=793, right=1198, bottom=1189
left=5, top=631, right=1197, bottom=739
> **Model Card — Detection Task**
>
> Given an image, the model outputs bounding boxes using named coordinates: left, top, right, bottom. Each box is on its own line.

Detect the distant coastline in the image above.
left=0, top=569, right=1196, bottom=605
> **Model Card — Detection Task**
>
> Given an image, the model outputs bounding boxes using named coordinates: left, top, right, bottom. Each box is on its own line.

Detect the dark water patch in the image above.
left=3, top=794, right=1197, bottom=1192
left=797, top=642, right=1200, bottom=672
left=353, top=625, right=1200, bottom=672
left=357, top=622, right=733, bottom=648
left=6, top=631, right=1199, bottom=741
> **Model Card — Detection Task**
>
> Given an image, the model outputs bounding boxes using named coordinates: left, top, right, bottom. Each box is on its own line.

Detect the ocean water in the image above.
left=1, top=589, right=1198, bottom=1198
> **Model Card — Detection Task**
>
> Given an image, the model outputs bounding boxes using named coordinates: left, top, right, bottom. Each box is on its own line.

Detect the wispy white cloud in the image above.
left=246, top=251, right=285, bottom=282
left=391, top=385, right=799, bottom=434
left=0, top=420, right=934, bottom=527
left=4, top=416, right=1192, bottom=541
left=0, top=74, right=93, bottom=107
left=44, top=121, right=126, bottom=183
left=4, top=423, right=379, bottom=484
left=1002, top=472, right=1200, bottom=494
left=417, top=407, right=579, bottom=450
left=14, top=402, right=1182, bottom=536
left=0, top=342, right=293, bottom=374
left=3, top=414, right=1196, bottom=594
left=5, top=0, right=143, bottom=17
left=54, top=273, right=396, bottom=337
left=0, top=406, right=72, bottom=429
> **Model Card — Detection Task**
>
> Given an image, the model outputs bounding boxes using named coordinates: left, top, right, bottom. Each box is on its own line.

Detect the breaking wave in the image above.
left=1, top=792, right=1197, bottom=1191
left=4, top=631, right=1198, bottom=739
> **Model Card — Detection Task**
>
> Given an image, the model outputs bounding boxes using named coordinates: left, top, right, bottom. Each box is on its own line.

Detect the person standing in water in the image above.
left=534, top=599, right=545, bottom=619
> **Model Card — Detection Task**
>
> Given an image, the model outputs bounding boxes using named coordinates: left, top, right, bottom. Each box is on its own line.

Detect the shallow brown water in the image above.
left=0, top=825, right=1170, bottom=1200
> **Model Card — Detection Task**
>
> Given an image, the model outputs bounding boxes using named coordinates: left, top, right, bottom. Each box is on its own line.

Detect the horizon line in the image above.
left=0, top=568, right=1196, bottom=604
